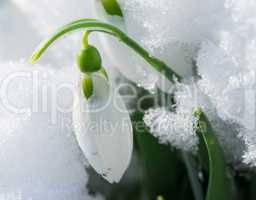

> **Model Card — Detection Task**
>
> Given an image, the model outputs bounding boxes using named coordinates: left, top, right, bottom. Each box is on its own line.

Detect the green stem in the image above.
left=31, top=19, right=181, bottom=83
left=82, top=31, right=90, bottom=49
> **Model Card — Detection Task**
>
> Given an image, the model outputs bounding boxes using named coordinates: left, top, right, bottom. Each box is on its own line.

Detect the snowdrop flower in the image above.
left=30, top=20, right=135, bottom=182
left=73, top=73, right=133, bottom=183
left=71, top=39, right=133, bottom=183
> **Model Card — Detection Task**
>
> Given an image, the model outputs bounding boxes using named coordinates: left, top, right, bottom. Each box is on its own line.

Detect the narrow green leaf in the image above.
left=194, top=108, right=234, bottom=200
left=132, top=112, right=189, bottom=200
left=100, top=0, right=123, bottom=16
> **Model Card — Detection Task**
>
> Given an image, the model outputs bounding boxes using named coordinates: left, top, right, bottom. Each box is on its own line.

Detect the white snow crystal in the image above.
left=196, top=0, right=256, bottom=166
left=144, top=80, right=245, bottom=164
left=143, top=107, right=198, bottom=152
left=143, top=81, right=200, bottom=152
left=118, top=0, right=228, bottom=78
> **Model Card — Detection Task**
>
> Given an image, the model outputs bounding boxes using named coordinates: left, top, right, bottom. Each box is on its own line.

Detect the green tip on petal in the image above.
left=100, top=0, right=123, bottom=17
left=99, top=67, right=109, bottom=80
left=82, top=75, right=94, bottom=99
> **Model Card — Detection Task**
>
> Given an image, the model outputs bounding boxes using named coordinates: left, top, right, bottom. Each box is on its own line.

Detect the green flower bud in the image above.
left=77, top=45, right=102, bottom=73
left=100, top=0, right=123, bottom=17
left=82, top=75, right=93, bottom=99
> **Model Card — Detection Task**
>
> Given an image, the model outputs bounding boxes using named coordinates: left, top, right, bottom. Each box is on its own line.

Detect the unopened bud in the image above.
left=77, top=45, right=102, bottom=73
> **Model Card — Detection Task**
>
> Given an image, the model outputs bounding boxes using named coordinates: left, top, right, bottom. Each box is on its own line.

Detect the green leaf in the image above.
left=100, top=0, right=123, bottom=16
left=194, top=108, right=234, bottom=200
left=131, top=112, right=190, bottom=200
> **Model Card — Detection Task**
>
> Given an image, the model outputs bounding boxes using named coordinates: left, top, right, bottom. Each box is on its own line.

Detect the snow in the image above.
left=0, top=0, right=95, bottom=68
left=0, top=61, right=103, bottom=200
left=196, top=1, right=256, bottom=166
left=143, top=107, right=198, bottom=152
left=144, top=80, right=245, bottom=164
left=116, top=0, right=256, bottom=166
left=118, top=0, right=227, bottom=78
left=0, top=0, right=40, bottom=61
left=11, top=0, right=89, bottom=37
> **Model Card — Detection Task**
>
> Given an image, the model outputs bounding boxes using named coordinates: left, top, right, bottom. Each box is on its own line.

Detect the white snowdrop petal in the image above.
left=73, top=74, right=133, bottom=183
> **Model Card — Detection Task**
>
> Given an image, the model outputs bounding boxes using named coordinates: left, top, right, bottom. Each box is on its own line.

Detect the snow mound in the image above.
left=0, top=61, right=102, bottom=200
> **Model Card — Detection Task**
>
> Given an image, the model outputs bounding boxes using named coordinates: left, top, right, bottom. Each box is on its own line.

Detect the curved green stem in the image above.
left=31, top=19, right=181, bottom=83
left=82, top=31, right=91, bottom=49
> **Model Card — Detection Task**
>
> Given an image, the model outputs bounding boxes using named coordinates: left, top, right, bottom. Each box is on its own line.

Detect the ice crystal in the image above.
left=143, top=81, right=201, bottom=152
